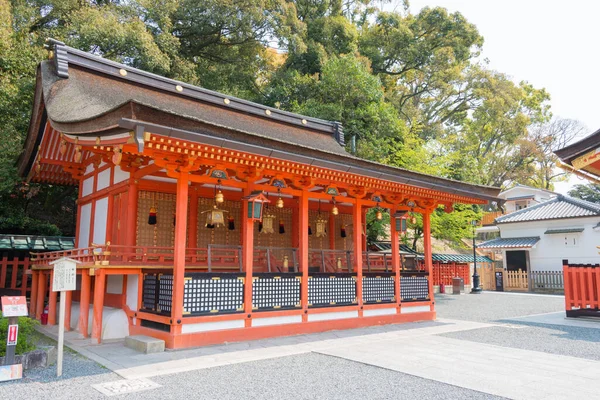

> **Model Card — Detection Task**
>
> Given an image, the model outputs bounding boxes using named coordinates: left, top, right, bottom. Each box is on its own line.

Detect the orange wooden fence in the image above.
left=418, top=261, right=470, bottom=286
left=563, top=263, right=600, bottom=317
left=0, top=255, right=31, bottom=296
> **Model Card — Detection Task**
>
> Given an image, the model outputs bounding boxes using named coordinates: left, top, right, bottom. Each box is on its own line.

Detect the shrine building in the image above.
left=19, top=39, right=501, bottom=348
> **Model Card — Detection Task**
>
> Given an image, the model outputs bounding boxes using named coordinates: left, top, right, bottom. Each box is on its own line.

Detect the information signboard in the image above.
left=1, top=296, right=28, bottom=317
left=50, top=257, right=78, bottom=292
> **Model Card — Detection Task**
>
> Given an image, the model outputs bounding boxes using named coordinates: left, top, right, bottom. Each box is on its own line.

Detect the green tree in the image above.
left=568, top=184, right=600, bottom=204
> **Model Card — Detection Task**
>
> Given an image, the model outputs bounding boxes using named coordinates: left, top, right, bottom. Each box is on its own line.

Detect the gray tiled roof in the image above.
left=431, top=253, right=493, bottom=263
left=0, top=235, right=75, bottom=251
left=496, top=195, right=600, bottom=223
left=477, top=237, right=540, bottom=249
left=544, top=228, right=585, bottom=234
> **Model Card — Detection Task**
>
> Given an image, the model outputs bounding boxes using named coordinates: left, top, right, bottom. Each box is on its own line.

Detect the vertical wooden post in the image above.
left=30, top=270, right=39, bottom=317
left=242, top=186, right=255, bottom=326
left=20, top=257, right=30, bottom=296
left=64, top=290, right=72, bottom=331
left=91, top=269, right=106, bottom=344
left=390, top=211, right=400, bottom=308
left=0, top=255, right=8, bottom=287
left=353, top=200, right=363, bottom=313
left=188, top=186, right=198, bottom=248
left=79, top=270, right=91, bottom=338
left=329, top=213, right=335, bottom=250
left=298, top=190, right=309, bottom=321
left=172, top=172, right=189, bottom=335
left=125, top=178, right=139, bottom=248
left=36, top=272, right=46, bottom=320
left=422, top=211, right=434, bottom=310
left=48, top=271, right=57, bottom=325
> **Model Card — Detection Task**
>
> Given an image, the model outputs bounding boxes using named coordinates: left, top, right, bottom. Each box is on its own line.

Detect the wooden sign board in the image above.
left=0, top=364, right=22, bottom=382
left=50, top=257, right=78, bottom=292
left=1, top=296, right=28, bottom=317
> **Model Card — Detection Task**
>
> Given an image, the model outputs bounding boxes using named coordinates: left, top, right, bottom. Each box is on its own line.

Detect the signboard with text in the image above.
left=50, top=257, right=78, bottom=292
left=1, top=296, right=28, bottom=317
left=7, top=325, right=18, bottom=346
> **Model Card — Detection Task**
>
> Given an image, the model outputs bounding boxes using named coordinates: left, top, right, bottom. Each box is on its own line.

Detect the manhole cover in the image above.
left=92, top=378, right=161, bottom=396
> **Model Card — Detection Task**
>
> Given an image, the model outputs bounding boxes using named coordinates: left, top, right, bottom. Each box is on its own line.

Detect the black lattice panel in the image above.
left=363, top=275, right=395, bottom=304
left=183, top=274, right=244, bottom=315
left=158, top=274, right=173, bottom=314
left=308, top=274, right=357, bottom=307
left=142, top=274, right=157, bottom=311
left=252, top=274, right=301, bottom=311
left=400, top=274, right=429, bottom=301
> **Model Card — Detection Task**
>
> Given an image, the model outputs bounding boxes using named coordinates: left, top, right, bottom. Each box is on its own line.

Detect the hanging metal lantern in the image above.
left=315, top=215, right=327, bottom=238
left=261, top=214, right=276, bottom=234
left=276, top=196, right=284, bottom=208
left=202, top=205, right=228, bottom=228
left=215, top=190, right=224, bottom=204
left=376, top=210, right=383, bottom=220
left=331, top=196, right=338, bottom=215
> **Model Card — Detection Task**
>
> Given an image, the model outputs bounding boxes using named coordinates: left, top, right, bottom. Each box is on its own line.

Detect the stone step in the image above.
left=124, top=335, right=165, bottom=354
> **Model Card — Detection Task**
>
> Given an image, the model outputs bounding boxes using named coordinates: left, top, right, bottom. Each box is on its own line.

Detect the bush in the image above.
left=0, top=313, right=39, bottom=356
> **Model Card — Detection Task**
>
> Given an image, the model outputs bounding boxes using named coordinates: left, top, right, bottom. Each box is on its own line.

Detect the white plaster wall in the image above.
left=92, top=197, right=108, bottom=245
left=499, top=217, right=600, bottom=271
left=113, top=166, right=129, bottom=184
left=106, top=275, right=123, bottom=294
left=78, top=203, right=92, bottom=248
left=97, top=168, right=111, bottom=190
left=126, top=275, right=139, bottom=310
left=81, top=176, right=94, bottom=197
left=85, top=163, right=94, bottom=175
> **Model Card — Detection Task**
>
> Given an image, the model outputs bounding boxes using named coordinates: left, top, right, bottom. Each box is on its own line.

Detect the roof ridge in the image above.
left=44, top=39, right=342, bottom=137
left=495, top=196, right=559, bottom=222
left=559, top=194, right=600, bottom=214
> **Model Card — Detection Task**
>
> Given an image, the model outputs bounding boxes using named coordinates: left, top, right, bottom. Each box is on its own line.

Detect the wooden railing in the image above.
left=481, top=211, right=503, bottom=226
left=531, top=271, right=563, bottom=291
left=0, top=255, right=31, bottom=296
left=505, top=269, right=528, bottom=290
left=563, top=262, right=600, bottom=317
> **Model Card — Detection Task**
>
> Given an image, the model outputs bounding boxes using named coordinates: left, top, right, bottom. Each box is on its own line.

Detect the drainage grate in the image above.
left=91, top=378, right=161, bottom=396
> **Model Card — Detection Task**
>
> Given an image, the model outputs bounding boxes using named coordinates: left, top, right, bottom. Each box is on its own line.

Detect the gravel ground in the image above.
left=435, top=292, right=564, bottom=323
left=441, top=324, right=600, bottom=362
left=2, top=353, right=504, bottom=400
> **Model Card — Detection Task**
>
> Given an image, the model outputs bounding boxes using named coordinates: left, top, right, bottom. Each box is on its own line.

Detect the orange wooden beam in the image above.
left=391, top=211, right=401, bottom=307
left=36, top=272, right=46, bottom=320
left=422, top=211, right=434, bottom=311
left=242, top=185, right=255, bottom=327
left=48, top=271, right=57, bottom=325
left=79, top=270, right=91, bottom=338
left=299, top=190, right=309, bottom=321
left=91, top=269, right=106, bottom=344
left=353, top=200, right=363, bottom=314
left=171, top=172, right=190, bottom=335
left=29, top=270, right=39, bottom=318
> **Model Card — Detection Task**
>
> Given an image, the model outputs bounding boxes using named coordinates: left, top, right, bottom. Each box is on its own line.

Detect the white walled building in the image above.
left=478, top=195, right=600, bottom=272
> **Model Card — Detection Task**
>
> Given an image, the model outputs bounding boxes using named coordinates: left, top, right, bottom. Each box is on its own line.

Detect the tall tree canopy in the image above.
left=0, top=0, right=576, bottom=243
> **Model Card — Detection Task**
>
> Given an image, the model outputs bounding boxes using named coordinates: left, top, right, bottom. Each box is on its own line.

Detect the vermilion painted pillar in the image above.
left=353, top=200, right=363, bottom=312
left=91, top=269, right=106, bottom=344
left=79, top=270, right=91, bottom=338
left=422, top=211, right=434, bottom=311
left=299, top=190, right=309, bottom=321
left=125, top=178, right=139, bottom=248
left=36, top=272, right=46, bottom=320
left=188, top=187, right=198, bottom=248
left=64, top=290, right=72, bottom=331
left=171, top=172, right=189, bottom=335
left=391, top=211, right=401, bottom=307
left=30, top=270, right=39, bottom=317
left=48, top=271, right=57, bottom=325
left=241, top=186, right=255, bottom=327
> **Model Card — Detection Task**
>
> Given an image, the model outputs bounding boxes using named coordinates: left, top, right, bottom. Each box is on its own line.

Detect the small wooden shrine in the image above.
left=19, top=39, right=501, bottom=348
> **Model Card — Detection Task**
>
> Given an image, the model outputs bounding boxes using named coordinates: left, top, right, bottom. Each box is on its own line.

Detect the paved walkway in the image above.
left=25, top=292, right=600, bottom=399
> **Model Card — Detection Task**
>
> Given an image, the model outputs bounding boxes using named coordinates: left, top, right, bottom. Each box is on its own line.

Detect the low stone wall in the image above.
left=0, top=346, right=56, bottom=370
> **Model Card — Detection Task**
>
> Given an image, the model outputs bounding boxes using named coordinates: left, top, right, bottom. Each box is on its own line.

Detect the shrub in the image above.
left=0, top=312, right=39, bottom=356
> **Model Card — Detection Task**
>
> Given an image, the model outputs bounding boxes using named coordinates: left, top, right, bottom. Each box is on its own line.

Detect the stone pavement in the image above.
left=30, top=292, right=600, bottom=399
